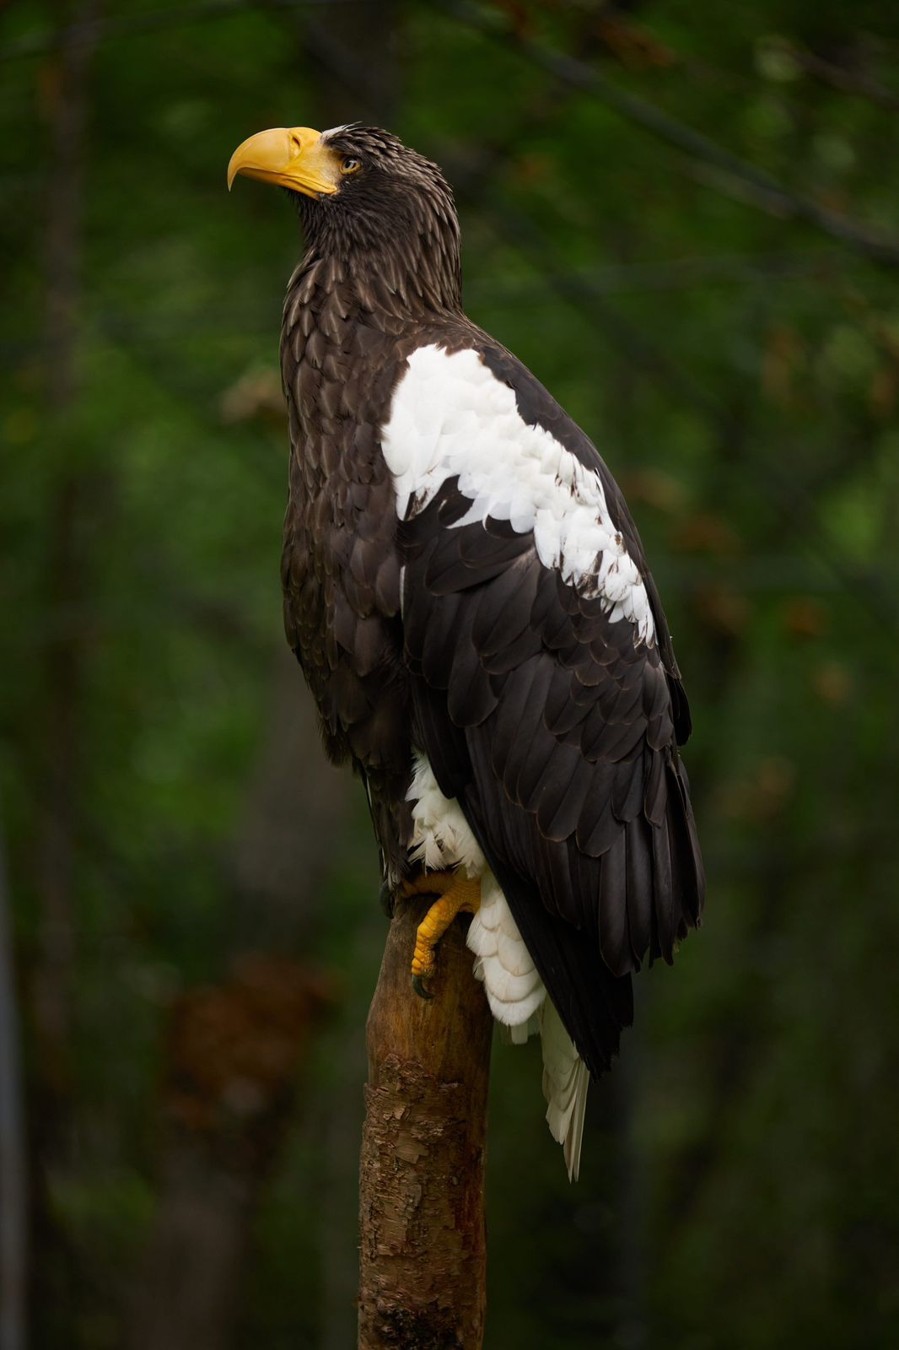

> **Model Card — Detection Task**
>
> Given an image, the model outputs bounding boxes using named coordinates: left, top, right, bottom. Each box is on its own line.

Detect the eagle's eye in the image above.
left=340, top=156, right=362, bottom=176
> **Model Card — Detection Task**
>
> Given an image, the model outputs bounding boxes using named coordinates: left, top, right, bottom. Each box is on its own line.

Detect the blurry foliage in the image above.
left=2, top=0, right=899, bottom=1347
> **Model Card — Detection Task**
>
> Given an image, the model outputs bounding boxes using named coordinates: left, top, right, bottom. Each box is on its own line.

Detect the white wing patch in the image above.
left=406, top=749, right=586, bottom=1177
left=382, top=343, right=655, bottom=644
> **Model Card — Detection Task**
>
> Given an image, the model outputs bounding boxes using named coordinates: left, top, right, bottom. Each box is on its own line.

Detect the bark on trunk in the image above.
left=358, top=899, right=493, bottom=1350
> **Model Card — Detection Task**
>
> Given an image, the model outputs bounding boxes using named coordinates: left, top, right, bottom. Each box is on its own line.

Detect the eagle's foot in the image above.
left=400, top=871, right=481, bottom=999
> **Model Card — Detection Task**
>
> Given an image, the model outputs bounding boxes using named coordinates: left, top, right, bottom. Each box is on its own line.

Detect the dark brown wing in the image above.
left=397, top=341, right=704, bottom=1076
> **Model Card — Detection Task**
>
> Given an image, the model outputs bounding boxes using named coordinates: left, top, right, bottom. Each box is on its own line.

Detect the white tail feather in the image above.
left=539, top=1000, right=590, bottom=1182
left=504, top=1013, right=540, bottom=1045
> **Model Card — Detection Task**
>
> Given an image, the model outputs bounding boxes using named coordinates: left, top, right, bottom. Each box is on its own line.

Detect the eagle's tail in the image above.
left=467, top=875, right=590, bottom=1180
left=540, top=999, right=590, bottom=1181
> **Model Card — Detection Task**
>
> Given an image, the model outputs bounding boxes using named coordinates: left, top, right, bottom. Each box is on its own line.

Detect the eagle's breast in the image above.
left=280, top=260, right=409, bottom=776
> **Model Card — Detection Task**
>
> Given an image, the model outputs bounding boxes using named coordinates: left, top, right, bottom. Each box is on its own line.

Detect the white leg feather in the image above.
left=406, top=749, right=587, bottom=1177
left=466, top=875, right=546, bottom=1026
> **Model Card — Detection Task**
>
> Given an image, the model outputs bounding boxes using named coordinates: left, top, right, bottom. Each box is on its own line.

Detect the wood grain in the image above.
left=358, top=897, right=493, bottom=1348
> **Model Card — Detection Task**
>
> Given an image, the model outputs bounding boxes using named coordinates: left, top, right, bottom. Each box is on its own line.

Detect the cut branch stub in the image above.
left=358, top=896, right=493, bottom=1349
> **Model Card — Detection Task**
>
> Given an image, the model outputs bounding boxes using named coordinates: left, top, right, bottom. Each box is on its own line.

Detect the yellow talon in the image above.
left=400, top=870, right=481, bottom=996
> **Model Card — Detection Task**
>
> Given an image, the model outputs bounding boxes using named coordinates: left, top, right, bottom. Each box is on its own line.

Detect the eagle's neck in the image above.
left=281, top=209, right=463, bottom=477
left=281, top=237, right=462, bottom=421
left=280, top=245, right=440, bottom=478
left=297, top=255, right=459, bottom=334
left=293, top=196, right=463, bottom=325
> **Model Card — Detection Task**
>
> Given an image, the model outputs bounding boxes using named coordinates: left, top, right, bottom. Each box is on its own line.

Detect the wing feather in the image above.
left=390, top=338, right=703, bottom=1075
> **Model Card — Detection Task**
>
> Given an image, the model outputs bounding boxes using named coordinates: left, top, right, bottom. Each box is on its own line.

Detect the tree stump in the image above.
left=358, top=897, right=493, bottom=1349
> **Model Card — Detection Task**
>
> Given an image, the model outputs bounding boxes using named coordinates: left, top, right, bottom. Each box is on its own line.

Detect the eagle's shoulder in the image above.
left=382, top=329, right=691, bottom=743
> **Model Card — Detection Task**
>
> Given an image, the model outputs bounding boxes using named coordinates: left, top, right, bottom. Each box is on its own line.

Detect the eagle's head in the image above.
left=228, top=123, right=461, bottom=308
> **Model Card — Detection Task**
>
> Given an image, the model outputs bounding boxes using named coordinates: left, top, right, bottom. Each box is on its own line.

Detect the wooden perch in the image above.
left=358, top=897, right=494, bottom=1349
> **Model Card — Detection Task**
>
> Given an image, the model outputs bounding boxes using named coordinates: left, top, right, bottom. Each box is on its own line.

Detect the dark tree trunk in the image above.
left=28, top=5, right=98, bottom=1338
left=358, top=899, right=493, bottom=1349
left=0, top=818, right=27, bottom=1350
left=32, top=0, right=98, bottom=1130
left=127, top=1148, right=253, bottom=1350
left=126, top=663, right=348, bottom=1350
left=127, top=954, right=334, bottom=1350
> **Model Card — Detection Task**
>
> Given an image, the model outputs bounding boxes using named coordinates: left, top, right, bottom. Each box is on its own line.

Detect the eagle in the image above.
left=228, top=124, right=704, bottom=1178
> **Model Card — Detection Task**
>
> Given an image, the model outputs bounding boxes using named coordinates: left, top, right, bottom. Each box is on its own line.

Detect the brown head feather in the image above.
left=292, top=125, right=463, bottom=317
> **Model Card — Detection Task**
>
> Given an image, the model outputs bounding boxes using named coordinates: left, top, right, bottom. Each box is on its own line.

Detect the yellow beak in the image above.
left=227, top=126, right=340, bottom=197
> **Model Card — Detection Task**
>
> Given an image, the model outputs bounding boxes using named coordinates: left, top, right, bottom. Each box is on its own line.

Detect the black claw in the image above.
left=412, top=974, right=434, bottom=1001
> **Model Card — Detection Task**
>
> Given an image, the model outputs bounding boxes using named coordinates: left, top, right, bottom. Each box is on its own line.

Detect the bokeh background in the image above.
left=2, top=1, right=899, bottom=1346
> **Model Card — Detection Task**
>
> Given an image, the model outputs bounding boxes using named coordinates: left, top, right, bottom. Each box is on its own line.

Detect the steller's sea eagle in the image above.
left=228, top=124, right=705, bottom=1178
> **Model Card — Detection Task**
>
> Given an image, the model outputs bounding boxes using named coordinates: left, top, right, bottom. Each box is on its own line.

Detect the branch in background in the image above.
left=438, top=0, right=899, bottom=268
left=783, top=38, right=899, bottom=112
left=0, top=0, right=381, bottom=62
left=453, top=171, right=899, bottom=634
left=298, top=0, right=401, bottom=124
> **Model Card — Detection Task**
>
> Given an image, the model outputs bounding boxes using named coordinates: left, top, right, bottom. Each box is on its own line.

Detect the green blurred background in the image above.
left=2, top=1, right=899, bottom=1346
